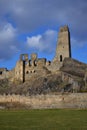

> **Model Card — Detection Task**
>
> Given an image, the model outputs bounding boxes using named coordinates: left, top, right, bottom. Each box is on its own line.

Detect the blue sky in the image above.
left=0, top=0, right=87, bottom=70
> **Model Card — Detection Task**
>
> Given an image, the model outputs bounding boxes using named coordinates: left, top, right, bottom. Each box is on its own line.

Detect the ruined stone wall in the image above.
left=47, top=62, right=63, bottom=72
left=24, top=54, right=47, bottom=80
left=0, top=68, right=14, bottom=81
left=14, top=53, right=51, bottom=82
left=0, top=93, right=87, bottom=109
left=15, top=60, right=25, bottom=82
left=25, top=64, right=51, bottom=81
left=5, top=69, right=15, bottom=81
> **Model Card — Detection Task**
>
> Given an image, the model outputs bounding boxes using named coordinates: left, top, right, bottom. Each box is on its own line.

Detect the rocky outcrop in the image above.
left=60, top=58, right=87, bottom=77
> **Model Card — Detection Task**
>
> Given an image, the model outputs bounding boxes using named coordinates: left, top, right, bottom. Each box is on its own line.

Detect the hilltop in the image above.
left=0, top=58, right=86, bottom=95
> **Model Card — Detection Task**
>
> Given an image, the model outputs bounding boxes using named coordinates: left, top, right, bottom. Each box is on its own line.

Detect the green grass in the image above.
left=0, top=109, right=87, bottom=130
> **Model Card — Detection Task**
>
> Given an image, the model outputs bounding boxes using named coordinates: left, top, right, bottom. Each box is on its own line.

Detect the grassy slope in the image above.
left=0, top=109, right=87, bottom=130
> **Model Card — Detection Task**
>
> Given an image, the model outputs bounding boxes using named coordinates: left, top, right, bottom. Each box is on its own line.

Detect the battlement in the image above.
left=60, top=25, right=69, bottom=32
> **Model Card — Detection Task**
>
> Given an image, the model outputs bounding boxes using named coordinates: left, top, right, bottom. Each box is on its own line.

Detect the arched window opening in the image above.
left=60, top=55, right=62, bottom=62
left=0, top=71, right=2, bottom=75
left=33, top=70, right=35, bottom=73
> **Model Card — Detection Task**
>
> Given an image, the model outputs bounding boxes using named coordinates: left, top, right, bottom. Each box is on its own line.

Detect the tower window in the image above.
left=0, top=71, right=2, bottom=75
left=60, top=55, right=62, bottom=62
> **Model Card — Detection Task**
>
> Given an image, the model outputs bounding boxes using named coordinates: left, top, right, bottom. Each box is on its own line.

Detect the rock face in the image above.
left=61, top=58, right=87, bottom=77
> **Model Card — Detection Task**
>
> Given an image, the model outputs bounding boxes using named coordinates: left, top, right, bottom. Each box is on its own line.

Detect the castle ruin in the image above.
left=53, top=25, right=71, bottom=62
left=0, top=26, right=71, bottom=83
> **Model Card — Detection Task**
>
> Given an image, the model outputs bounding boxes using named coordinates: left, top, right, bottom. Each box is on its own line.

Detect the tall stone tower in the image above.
left=53, top=25, right=71, bottom=62
left=15, top=54, right=28, bottom=83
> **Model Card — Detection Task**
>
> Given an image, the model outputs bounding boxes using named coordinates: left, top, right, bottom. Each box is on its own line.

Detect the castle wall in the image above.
left=0, top=93, right=87, bottom=109
left=24, top=58, right=51, bottom=81
left=5, top=70, right=15, bottom=81
left=15, top=60, right=25, bottom=82
left=0, top=68, right=15, bottom=81
left=14, top=52, right=51, bottom=82
left=47, top=62, right=63, bottom=72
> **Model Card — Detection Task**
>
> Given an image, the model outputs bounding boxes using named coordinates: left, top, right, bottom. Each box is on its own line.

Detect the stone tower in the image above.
left=53, top=25, right=71, bottom=62
left=15, top=54, right=28, bottom=83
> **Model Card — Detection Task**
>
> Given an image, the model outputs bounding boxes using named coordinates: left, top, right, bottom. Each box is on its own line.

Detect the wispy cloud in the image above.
left=0, top=23, right=19, bottom=60
left=26, top=30, right=57, bottom=53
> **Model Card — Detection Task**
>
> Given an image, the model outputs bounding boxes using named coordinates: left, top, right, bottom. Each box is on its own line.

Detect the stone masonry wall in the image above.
left=0, top=93, right=87, bottom=109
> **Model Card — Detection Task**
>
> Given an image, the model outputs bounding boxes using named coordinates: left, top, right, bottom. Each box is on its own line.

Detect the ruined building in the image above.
left=0, top=25, right=71, bottom=83
left=53, top=25, right=71, bottom=62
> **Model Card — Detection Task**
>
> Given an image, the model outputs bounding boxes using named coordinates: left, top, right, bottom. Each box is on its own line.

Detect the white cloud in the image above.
left=0, top=23, right=16, bottom=43
left=26, top=30, right=57, bottom=53
left=27, top=35, right=42, bottom=48
left=0, top=23, right=19, bottom=60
